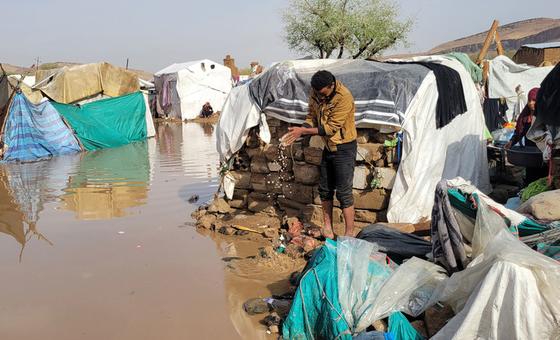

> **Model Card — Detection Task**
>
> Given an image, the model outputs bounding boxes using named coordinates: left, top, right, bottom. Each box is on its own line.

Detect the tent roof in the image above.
left=521, top=42, right=560, bottom=49
left=155, top=59, right=227, bottom=76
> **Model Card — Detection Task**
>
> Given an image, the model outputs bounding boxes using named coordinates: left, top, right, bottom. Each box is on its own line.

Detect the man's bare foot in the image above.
left=322, top=228, right=335, bottom=239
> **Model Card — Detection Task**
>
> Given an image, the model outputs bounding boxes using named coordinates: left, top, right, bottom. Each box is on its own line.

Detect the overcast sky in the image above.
left=2, top=0, right=559, bottom=73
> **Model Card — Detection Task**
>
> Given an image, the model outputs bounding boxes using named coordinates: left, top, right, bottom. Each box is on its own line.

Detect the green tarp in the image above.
left=446, top=52, right=483, bottom=84
left=53, top=92, right=147, bottom=151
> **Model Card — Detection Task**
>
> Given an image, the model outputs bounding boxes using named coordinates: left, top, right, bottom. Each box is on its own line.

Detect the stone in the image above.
left=267, top=161, right=282, bottom=172
left=268, top=325, right=279, bottom=334
left=218, top=226, right=236, bottom=235
left=250, top=156, right=270, bottom=174
left=243, top=298, right=271, bottom=315
left=278, top=197, right=307, bottom=212
left=375, top=158, right=386, bottom=167
left=372, top=319, right=387, bottom=332
left=245, top=146, right=265, bottom=159
left=371, top=132, right=394, bottom=144
left=191, top=208, right=207, bottom=220
left=304, top=147, right=323, bottom=166
left=285, top=244, right=305, bottom=259
left=356, top=129, right=370, bottom=144
left=356, top=143, right=384, bottom=163
left=353, top=189, right=389, bottom=210
left=425, top=304, right=455, bottom=337
left=353, top=165, right=372, bottom=189
left=263, top=144, right=280, bottom=161
left=230, top=171, right=251, bottom=189
left=196, top=214, right=216, bottom=229
left=386, top=147, right=396, bottom=164
left=228, top=199, right=247, bottom=209
left=233, top=189, right=249, bottom=200
left=251, top=173, right=268, bottom=192
left=282, top=182, right=314, bottom=204
left=263, top=312, right=282, bottom=326
left=309, top=136, right=325, bottom=149
left=266, top=118, right=282, bottom=127
left=354, top=209, right=377, bottom=223
left=411, top=320, right=428, bottom=338
left=248, top=192, right=275, bottom=213
left=207, top=197, right=232, bottom=214
left=262, top=228, right=278, bottom=239
left=518, top=189, right=560, bottom=220
left=265, top=173, right=284, bottom=194
left=293, top=162, right=320, bottom=185
left=374, top=167, right=396, bottom=189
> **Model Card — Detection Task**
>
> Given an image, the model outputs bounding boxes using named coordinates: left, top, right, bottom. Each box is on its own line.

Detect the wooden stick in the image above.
left=476, top=20, right=500, bottom=64
left=495, top=30, right=505, bottom=56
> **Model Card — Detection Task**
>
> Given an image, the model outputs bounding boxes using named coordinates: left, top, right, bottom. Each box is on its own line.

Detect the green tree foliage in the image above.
left=283, top=0, right=412, bottom=59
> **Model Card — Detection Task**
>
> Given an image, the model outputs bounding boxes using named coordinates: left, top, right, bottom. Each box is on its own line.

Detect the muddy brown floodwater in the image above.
left=0, top=122, right=282, bottom=340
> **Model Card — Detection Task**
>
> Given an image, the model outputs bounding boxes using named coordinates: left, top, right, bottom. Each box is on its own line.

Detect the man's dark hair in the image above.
left=311, top=70, right=335, bottom=91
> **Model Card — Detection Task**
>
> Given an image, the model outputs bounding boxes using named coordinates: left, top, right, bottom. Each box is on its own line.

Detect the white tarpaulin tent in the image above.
left=488, top=55, right=554, bottom=120
left=216, top=56, right=490, bottom=224
left=154, top=59, right=232, bottom=120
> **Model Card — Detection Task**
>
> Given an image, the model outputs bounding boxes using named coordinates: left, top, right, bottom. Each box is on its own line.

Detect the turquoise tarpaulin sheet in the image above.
left=52, top=92, right=147, bottom=151
left=2, top=93, right=81, bottom=162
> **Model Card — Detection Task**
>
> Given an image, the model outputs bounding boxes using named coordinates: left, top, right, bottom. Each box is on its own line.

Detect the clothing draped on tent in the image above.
left=536, top=62, right=560, bottom=127
left=52, top=92, right=147, bottom=151
left=2, top=93, right=81, bottom=162
left=445, top=52, right=483, bottom=84
left=482, top=98, right=508, bottom=132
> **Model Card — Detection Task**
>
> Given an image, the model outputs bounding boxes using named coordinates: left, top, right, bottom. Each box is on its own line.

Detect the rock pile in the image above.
left=226, top=117, right=398, bottom=233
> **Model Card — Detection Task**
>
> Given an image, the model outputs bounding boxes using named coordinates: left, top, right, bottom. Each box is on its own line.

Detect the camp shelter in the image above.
left=154, top=59, right=232, bottom=120
left=487, top=55, right=554, bottom=120
left=52, top=92, right=148, bottom=151
left=33, top=62, right=140, bottom=104
left=217, top=56, right=490, bottom=224
left=513, top=42, right=560, bottom=67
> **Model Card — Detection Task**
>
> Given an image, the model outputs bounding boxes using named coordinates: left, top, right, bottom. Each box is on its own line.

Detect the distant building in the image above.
left=513, top=42, right=560, bottom=66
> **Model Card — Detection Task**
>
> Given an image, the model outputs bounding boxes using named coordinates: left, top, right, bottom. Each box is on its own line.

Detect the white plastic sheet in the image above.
left=337, top=237, right=447, bottom=334
left=488, top=56, right=553, bottom=120
left=432, top=200, right=560, bottom=339
left=388, top=56, right=491, bottom=223
left=216, top=85, right=270, bottom=161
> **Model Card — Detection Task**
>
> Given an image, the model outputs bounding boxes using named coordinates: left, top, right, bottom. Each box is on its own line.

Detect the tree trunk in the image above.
left=352, top=40, right=374, bottom=59
left=337, top=45, right=344, bottom=59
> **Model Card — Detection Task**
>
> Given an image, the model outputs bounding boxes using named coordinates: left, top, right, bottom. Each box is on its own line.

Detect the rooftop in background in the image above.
left=522, top=42, right=560, bottom=49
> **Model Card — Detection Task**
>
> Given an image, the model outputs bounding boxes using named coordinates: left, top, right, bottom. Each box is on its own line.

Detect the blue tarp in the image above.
left=2, top=93, right=81, bottom=162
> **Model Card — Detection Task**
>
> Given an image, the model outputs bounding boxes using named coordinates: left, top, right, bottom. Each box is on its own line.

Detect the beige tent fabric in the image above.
left=36, top=62, right=140, bottom=104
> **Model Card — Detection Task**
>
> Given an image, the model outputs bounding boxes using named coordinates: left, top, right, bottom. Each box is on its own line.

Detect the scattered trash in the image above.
left=187, top=194, right=200, bottom=203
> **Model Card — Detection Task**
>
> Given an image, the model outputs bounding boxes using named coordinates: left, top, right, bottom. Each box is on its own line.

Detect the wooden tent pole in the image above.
left=476, top=20, right=500, bottom=64
left=495, top=30, right=505, bottom=56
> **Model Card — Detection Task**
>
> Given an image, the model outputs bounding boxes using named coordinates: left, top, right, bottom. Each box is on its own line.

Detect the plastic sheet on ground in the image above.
left=431, top=199, right=560, bottom=339
left=337, top=237, right=447, bottom=334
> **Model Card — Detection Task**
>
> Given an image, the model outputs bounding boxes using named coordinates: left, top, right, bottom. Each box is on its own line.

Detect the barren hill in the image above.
left=430, top=18, right=560, bottom=55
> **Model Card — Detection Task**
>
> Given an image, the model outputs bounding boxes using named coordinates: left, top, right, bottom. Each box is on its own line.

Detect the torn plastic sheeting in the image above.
left=431, top=200, right=560, bottom=339
left=337, top=237, right=447, bottom=334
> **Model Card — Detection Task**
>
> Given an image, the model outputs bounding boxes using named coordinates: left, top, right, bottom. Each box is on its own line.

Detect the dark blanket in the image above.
left=537, top=62, right=560, bottom=127
left=356, top=224, right=432, bottom=264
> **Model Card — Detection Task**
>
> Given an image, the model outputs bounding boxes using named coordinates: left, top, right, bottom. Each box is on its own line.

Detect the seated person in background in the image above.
left=505, top=87, right=539, bottom=149
left=200, top=102, right=214, bottom=118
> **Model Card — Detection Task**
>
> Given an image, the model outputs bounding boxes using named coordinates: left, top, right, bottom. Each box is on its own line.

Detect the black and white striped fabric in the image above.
left=248, top=59, right=429, bottom=128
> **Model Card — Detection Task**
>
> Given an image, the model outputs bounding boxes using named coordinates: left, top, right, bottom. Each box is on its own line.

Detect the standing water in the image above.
left=0, top=122, right=256, bottom=339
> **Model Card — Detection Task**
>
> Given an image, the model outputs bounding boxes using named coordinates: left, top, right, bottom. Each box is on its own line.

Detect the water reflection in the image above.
left=60, top=142, right=151, bottom=220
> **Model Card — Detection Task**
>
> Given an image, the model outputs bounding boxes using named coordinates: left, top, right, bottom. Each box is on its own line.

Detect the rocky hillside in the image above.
left=430, top=18, right=560, bottom=55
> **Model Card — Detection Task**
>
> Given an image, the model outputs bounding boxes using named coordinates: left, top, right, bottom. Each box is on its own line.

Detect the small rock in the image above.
left=235, top=230, right=250, bottom=236
left=243, top=298, right=271, bottom=315
left=262, top=228, right=278, bottom=239
left=285, top=244, right=305, bottom=259
left=187, top=194, right=199, bottom=203
left=207, top=197, right=232, bottom=214
left=218, top=226, right=236, bottom=236
left=196, top=214, right=217, bottom=229
left=268, top=325, right=279, bottom=334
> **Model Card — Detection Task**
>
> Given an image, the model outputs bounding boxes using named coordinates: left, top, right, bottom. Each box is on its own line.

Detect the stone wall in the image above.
left=226, top=117, right=398, bottom=230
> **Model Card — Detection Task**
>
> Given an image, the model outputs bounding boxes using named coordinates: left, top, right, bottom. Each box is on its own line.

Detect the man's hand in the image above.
left=281, top=127, right=304, bottom=146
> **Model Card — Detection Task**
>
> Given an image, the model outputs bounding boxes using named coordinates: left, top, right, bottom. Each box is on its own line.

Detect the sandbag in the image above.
left=517, top=189, right=560, bottom=221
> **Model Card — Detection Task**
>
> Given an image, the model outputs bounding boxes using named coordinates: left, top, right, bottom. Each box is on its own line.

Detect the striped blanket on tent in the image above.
left=2, top=93, right=81, bottom=162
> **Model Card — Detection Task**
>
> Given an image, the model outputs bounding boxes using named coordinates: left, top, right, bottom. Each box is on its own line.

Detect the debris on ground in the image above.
left=243, top=298, right=271, bottom=315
